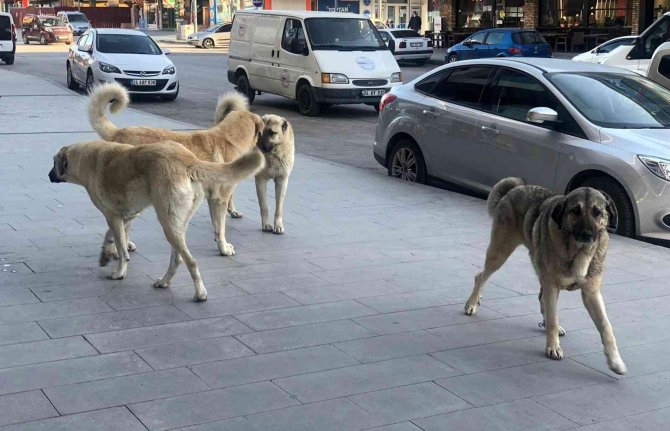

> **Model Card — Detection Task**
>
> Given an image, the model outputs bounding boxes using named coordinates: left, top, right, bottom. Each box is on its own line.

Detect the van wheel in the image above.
left=40, top=35, right=47, bottom=45
left=236, top=74, right=255, bottom=103
left=580, top=177, right=635, bottom=238
left=297, top=83, right=320, bottom=116
left=203, top=38, right=214, bottom=49
left=66, top=63, right=78, bottom=89
left=23, top=34, right=29, bottom=44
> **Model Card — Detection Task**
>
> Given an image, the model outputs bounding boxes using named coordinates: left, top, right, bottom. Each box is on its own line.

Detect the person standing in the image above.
left=409, top=11, right=421, bottom=33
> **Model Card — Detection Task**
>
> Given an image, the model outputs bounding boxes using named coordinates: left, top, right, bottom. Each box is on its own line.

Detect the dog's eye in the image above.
left=571, top=207, right=581, bottom=216
left=592, top=207, right=602, bottom=217
left=268, top=130, right=277, bottom=136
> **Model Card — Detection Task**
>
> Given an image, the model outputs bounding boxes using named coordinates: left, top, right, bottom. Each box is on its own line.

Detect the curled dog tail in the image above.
left=87, top=82, right=129, bottom=141
left=487, top=177, right=525, bottom=217
left=214, top=92, right=249, bottom=124
left=192, top=148, right=265, bottom=186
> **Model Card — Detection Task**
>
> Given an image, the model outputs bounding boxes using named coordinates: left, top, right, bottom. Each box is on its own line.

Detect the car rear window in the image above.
left=512, top=31, right=547, bottom=45
left=392, top=30, right=421, bottom=38
left=0, top=16, right=11, bottom=41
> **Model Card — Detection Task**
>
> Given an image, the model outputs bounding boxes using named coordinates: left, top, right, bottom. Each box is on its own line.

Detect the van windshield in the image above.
left=304, top=18, right=386, bottom=51
left=67, top=14, right=88, bottom=23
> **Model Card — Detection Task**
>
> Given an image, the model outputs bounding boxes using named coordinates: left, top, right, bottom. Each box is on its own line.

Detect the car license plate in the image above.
left=410, top=42, right=422, bottom=47
left=131, top=79, right=156, bottom=86
left=362, top=89, right=385, bottom=97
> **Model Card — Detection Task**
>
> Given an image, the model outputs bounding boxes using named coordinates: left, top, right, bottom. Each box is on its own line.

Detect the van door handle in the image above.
left=481, top=125, right=500, bottom=135
left=422, top=109, right=437, bottom=117
left=277, top=51, right=280, bottom=58
left=271, top=49, right=275, bottom=57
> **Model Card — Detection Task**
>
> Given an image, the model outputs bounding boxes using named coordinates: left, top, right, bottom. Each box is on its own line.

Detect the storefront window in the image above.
left=541, top=0, right=632, bottom=28
left=456, top=0, right=524, bottom=28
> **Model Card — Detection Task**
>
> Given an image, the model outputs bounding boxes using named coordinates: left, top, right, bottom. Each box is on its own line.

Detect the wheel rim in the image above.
left=86, top=74, right=94, bottom=91
left=598, top=190, right=619, bottom=233
left=204, top=39, right=213, bottom=48
left=299, top=88, right=311, bottom=112
left=391, top=147, right=418, bottom=181
left=40, top=36, right=46, bottom=44
left=449, top=55, right=457, bottom=63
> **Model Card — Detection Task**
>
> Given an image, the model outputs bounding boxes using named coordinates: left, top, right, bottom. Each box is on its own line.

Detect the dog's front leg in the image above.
left=255, top=175, right=272, bottom=232
left=272, top=176, right=288, bottom=235
left=207, top=194, right=235, bottom=256
left=542, top=285, right=563, bottom=360
left=107, top=216, right=129, bottom=280
left=581, top=285, right=627, bottom=375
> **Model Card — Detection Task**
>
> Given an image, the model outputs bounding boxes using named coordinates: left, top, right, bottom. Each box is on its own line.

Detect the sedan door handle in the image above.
left=422, top=109, right=438, bottom=117
left=481, top=125, right=500, bottom=135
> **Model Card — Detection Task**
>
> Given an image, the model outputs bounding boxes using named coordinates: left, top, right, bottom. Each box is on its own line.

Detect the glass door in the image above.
left=386, top=6, right=396, bottom=27
left=145, top=0, right=159, bottom=30
left=398, top=5, right=408, bottom=28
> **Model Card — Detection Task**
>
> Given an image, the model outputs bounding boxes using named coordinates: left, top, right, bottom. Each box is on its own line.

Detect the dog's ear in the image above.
left=56, top=150, right=69, bottom=177
left=551, top=197, right=566, bottom=229
left=281, top=119, right=288, bottom=133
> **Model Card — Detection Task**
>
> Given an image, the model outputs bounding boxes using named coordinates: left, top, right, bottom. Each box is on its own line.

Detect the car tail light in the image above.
left=427, top=40, right=433, bottom=47
left=508, top=47, right=522, bottom=55
left=11, top=24, right=16, bottom=42
left=399, top=41, right=406, bottom=48
left=379, top=93, right=397, bottom=113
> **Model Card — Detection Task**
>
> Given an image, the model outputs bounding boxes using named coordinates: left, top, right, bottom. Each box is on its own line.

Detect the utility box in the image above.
left=177, top=23, right=194, bottom=40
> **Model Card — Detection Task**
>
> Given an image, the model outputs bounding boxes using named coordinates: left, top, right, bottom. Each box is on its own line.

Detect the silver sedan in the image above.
left=373, top=58, right=670, bottom=242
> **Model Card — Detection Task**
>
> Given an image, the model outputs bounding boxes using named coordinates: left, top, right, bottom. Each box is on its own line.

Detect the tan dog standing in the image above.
left=88, top=82, right=263, bottom=256
left=465, top=177, right=627, bottom=375
left=49, top=141, right=265, bottom=302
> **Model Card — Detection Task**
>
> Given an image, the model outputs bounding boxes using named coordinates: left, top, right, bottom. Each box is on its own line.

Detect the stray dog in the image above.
left=48, top=141, right=265, bottom=302
left=88, top=82, right=265, bottom=256
left=256, top=114, right=295, bottom=234
left=464, top=177, right=627, bottom=375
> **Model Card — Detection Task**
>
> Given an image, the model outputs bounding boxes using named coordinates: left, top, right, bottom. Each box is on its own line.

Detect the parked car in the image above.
left=445, top=29, right=551, bottom=63
left=22, top=14, right=72, bottom=45
left=57, top=11, right=91, bottom=36
left=187, top=23, right=231, bottom=48
left=0, top=12, right=16, bottom=65
left=228, top=10, right=401, bottom=116
left=66, top=29, right=178, bottom=101
left=377, top=29, right=433, bottom=65
left=374, top=58, right=670, bottom=242
left=572, top=36, right=636, bottom=63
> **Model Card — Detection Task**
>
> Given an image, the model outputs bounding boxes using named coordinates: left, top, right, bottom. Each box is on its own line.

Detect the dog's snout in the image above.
left=576, top=230, right=595, bottom=243
left=257, top=137, right=273, bottom=154
left=48, top=167, right=63, bottom=183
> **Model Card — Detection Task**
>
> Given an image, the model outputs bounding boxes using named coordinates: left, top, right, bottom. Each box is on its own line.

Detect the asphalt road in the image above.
left=5, top=40, right=437, bottom=172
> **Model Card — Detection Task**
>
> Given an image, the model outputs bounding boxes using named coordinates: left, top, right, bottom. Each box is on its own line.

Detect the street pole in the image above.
left=191, top=0, right=197, bottom=32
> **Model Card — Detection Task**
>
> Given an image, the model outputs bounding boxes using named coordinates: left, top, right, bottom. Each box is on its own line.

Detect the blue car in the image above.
left=446, top=28, right=551, bottom=63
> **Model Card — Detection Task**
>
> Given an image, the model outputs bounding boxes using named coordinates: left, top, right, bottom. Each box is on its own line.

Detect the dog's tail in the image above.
left=192, top=148, right=265, bottom=186
left=87, top=82, right=129, bottom=141
left=214, top=92, right=249, bottom=124
left=487, top=177, right=525, bottom=217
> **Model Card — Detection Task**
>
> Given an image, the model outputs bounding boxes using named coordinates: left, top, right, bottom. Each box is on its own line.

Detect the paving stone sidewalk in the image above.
left=2, top=68, right=670, bottom=430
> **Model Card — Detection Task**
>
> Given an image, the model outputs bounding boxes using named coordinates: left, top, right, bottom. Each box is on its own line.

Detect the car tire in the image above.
left=40, top=35, right=47, bottom=45
left=3, top=55, right=14, bottom=65
left=388, top=139, right=427, bottom=184
left=85, top=69, right=95, bottom=93
left=203, top=38, right=214, bottom=49
left=447, top=53, right=458, bottom=63
left=236, top=73, right=255, bottom=103
left=416, top=58, right=428, bottom=66
left=66, top=63, right=78, bottom=89
left=580, top=177, right=635, bottom=238
left=23, top=34, right=29, bottom=44
left=161, top=83, right=179, bottom=101
left=297, top=83, right=320, bottom=116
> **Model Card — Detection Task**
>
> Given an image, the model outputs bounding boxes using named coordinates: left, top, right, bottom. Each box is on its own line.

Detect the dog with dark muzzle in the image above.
left=464, top=177, right=627, bottom=375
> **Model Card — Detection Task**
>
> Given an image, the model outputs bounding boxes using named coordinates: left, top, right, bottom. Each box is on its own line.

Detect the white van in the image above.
left=227, top=10, right=402, bottom=116
left=0, top=12, right=16, bottom=65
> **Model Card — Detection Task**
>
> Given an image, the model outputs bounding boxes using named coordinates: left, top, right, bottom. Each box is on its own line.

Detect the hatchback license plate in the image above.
left=410, top=42, right=422, bottom=47
left=131, top=79, right=156, bottom=86
left=362, top=89, right=385, bottom=97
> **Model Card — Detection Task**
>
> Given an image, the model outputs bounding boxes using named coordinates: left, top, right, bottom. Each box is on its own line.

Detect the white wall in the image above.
left=272, top=0, right=305, bottom=10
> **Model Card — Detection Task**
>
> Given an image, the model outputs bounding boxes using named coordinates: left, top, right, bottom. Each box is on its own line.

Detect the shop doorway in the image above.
left=386, top=4, right=408, bottom=28
left=144, top=0, right=159, bottom=30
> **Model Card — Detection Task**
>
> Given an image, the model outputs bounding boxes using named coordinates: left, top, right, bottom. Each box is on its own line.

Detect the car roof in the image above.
left=60, top=11, right=85, bottom=14
left=236, top=10, right=365, bottom=19
left=94, top=28, right=150, bottom=36
left=444, top=58, right=639, bottom=75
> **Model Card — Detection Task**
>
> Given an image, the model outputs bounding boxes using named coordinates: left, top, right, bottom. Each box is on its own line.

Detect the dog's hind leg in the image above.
left=538, top=288, right=566, bottom=336
left=154, top=246, right=181, bottom=288
left=272, top=176, right=288, bottom=235
left=227, top=191, right=243, bottom=219
left=256, top=176, right=272, bottom=232
left=99, top=229, right=116, bottom=267
left=582, top=286, right=627, bottom=375
left=465, top=227, right=519, bottom=315
left=208, top=191, right=235, bottom=256
left=106, top=216, right=129, bottom=280
left=124, top=218, right=137, bottom=252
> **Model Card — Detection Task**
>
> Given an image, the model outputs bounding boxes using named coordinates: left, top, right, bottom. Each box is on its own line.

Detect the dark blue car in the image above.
left=446, top=28, right=551, bottom=63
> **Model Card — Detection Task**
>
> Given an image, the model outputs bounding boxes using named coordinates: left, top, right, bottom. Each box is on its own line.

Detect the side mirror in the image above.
left=163, top=48, right=171, bottom=55
left=527, top=107, right=559, bottom=124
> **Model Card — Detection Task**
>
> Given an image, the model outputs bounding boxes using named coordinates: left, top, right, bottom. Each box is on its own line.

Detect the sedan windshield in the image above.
left=97, top=34, right=162, bottom=55
left=549, top=72, right=670, bottom=129
left=305, top=18, right=386, bottom=50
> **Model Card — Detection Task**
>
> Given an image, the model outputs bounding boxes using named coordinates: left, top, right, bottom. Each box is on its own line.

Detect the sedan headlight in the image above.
left=639, top=155, right=670, bottom=181
left=162, top=65, right=176, bottom=75
left=321, top=73, right=348, bottom=84
left=98, top=62, right=121, bottom=74
left=390, top=72, right=402, bottom=83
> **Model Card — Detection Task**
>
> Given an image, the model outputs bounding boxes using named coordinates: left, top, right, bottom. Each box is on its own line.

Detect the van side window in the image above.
left=281, top=19, right=307, bottom=55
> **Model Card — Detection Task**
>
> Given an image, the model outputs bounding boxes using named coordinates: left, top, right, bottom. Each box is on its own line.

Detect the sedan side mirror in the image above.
left=163, top=48, right=171, bottom=55
left=527, top=107, right=559, bottom=124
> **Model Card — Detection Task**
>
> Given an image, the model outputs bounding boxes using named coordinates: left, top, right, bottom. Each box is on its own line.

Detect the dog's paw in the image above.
left=218, top=242, right=236, bottom=256
left=464, top=296, right=481, bottom=316
left=545, top=345, right=564, bottom=360
left=538, top=321, right=566, bottom=336
left=228, top=210, right=243, bottom=219
left=607, top=354, right=627, bottom=375
left=108, top=271, right=126, bottom=280
left=127, top=241, right=137, bottom=252
left=194, top=292, right=208, bottom=302
left=153, top=279, right=170, bottom=289
left=99, top=249, right=113, bottom=267
left=262, top=223, right=274, bottom=233
left=273, top=223, right=284, bottom=235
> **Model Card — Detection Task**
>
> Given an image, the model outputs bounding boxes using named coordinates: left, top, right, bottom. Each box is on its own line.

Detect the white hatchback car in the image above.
left=572, top=36, right=636, bottom=63
left=187, top=23, right=231, bottom=49
left=377, top=29, right=433, bottom=65
left=66, top=29, right=179, bottom=100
